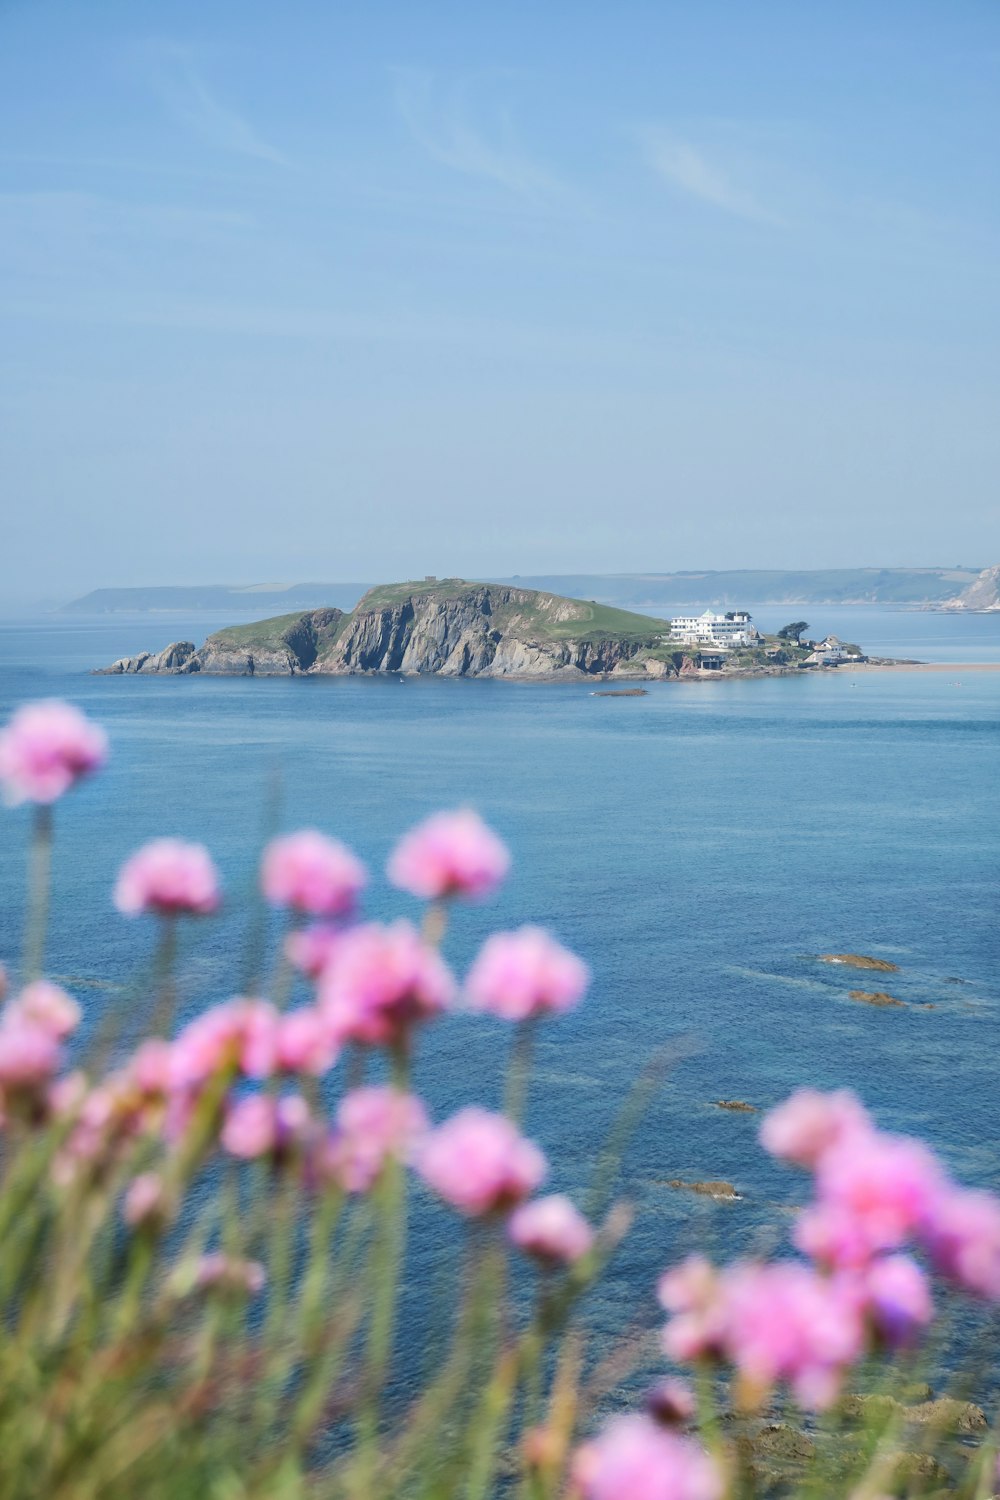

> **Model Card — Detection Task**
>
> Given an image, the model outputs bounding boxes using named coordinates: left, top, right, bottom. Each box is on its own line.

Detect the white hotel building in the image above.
left=668, top=610, right=756, bottom=648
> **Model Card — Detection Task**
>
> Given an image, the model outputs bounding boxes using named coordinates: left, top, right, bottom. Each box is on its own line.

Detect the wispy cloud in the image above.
left=392, top=70, right=568, bottom=204
left=139, top=40, right=293, bottom=169
left=638, top=128, right=778, bottom=224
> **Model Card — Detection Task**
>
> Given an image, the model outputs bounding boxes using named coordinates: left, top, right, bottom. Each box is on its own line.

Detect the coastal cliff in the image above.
left=100, top=582, right=673, bottom=681
left=940, top=564, right=1000, bottom=612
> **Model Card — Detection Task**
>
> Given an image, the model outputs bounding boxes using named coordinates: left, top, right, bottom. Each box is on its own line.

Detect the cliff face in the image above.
left=99, top=584, right=673, bottom=680
left=943, top=565, right=1000, bottom=611
left=103, top=608, right=346, bottom=676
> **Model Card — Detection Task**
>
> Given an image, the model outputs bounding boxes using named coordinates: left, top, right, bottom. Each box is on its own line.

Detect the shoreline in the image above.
left=835, top=661, right=1000, bottom=674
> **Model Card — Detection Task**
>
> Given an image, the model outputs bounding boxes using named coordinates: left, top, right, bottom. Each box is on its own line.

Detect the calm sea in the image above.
left=0, top=603, right=998, bottom=1367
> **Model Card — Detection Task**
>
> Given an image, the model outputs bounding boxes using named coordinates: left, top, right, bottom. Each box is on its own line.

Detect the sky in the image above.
left=2, top=0, right=999, bottom=605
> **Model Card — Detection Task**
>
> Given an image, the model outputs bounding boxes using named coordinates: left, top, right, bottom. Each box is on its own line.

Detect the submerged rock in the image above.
left=713, top=1099, right=758, bottom=1112
left=665, top=1178, right=740, bottom=1200
left=819, top=953, right=899, bottom=972
left=849, top=989, right=905, bottom=1007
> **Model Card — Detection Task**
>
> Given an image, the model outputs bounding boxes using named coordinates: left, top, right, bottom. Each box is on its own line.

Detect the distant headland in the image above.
left=97, top=579, right=898, bottom=682
left=65, top=564, right=999, bottom=616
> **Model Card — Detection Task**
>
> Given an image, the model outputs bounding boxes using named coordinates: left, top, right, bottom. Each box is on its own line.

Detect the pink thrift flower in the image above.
left=923, top=1187, right=1000, bottom=1300
left=658, top=1256, right=728, bottom=1363
left=721, top=1261, right=864, bottom=1410
left=387, top=808, right=510, bottom=901
left=812, top=1131, right=946, bottom=1259
left=465, top=926, right=589, bottom=1022
left=318, top=920, right=455, bottom=1047
left=573, top=1415, right=722, bottom=1500
left=646, top=1379, right=697, bottom=1428
left=193, top=1253, right=266, bottom=1296
left=321, top=1086, right=429, bottom=1193
left=261, top=830, right=366, bottom=918
left=418, top=1107, right=546, bottom=1216
left=276, top=1007, right=339, bottom=1076
left=860, top=1254, right=933, bottom=1347
left=286, top=923, right=343, bottom=980
left=8, top=981, right=81, bottom=1040
left=509, top=1194, right=594, bottom=1264
left=0, top=1021, right=62, bottom=1089
left=0, top=700, right=107, bottom=806
left=123, top=1172, right=167, bottom=1228
left=170, top=998, right=279, bottom=1088
left=114, top=839, right=220, bottom=917
left=760, top=1088, right=871, bottom=1169
left=221, top=1092, right=309, bottom=1161
left=128, top=1038, right=174, bottom=1097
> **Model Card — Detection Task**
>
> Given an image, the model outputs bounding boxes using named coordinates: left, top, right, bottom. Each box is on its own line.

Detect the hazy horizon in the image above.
left=3, top=1, right=999, bottom=606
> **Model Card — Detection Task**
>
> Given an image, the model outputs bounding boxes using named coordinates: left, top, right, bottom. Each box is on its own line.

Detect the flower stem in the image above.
left=22, top=804, right=53, bottom=982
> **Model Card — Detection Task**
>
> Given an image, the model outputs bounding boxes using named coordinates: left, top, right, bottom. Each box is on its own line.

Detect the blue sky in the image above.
left=2, top=0, right=999, bottom=603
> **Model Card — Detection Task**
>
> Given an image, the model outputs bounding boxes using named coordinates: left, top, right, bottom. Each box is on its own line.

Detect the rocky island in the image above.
left=98, top=579, right=874, bottom=682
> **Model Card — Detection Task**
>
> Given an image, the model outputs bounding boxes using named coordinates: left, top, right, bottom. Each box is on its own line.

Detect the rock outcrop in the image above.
left=98, top=583, right=672, bottom=681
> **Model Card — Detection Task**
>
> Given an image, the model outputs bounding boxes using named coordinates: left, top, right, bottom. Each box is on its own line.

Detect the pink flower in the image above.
left=320, top=1086, right=429, bottom=1193
left=170, top=999, right=279, bottom=1088
left=860, top=1254, right=933, bottom=1347
left=318, top=921, right=455, bottom=1047
left=8, top=981, right=80, bottom=1040
left=286, top=923, right=343, bottom=980
left=465, top=927, right=589, bottom=1022
left=718, top=1261, right=864, bottom=1410
left=646, top=1379, right=697, bottom=1428
left=810, top=1132, right=946, bottom=1260
left=114, top=838, right=220, bottom=917
left=418, top=1107, right=546, bottom=1216
left=658, top=1256, right=728, bottom=1363
left=123, top=1172, right=167, bottom=1228
left=261, top=830, right=366, bottom=918
left=128, top=1039, right=174, bottom=1096
left=923, top=1187, right=1000, bottom=1300
left=387, top=809, right=510, bottom=901
left=275, top=1007, right=339, bottom=1076
left=193, top=1253, right=266, bottom=1296
left=572, top=1415, right=722, bottom=1500
left=508, top=1194, right=593, bottom=1264
left=221, top=1092, right=309, bottom=1160
left=760, top=1088, right=871, bottom=1169
left=0, top=700, right=107, bottom=806
left=0, top=1021, right=61, bottom=1090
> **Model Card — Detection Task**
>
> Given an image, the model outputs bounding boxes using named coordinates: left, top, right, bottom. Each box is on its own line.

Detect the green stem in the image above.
left=22, top=804, right=53, bottom=982
left=504, top=1016, right=538, bottom=1124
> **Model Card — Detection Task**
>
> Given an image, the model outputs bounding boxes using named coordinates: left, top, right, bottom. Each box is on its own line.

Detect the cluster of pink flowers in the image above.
left=651, top=1088, right=1000, bottom=1415
left=0, top=981, right=81, bottom=1108
left=465, top=926, right=589, bottom=1021
left=765, top=1088, right=1000, bottom=1301
left=0, top=700, right=107, bottom=806
left=318, top=920, right=455, bottom=1047
left=572, top=1415, right=722, bottom=1500
left=320, top=1086, right=429, bottom=1193
left=418, top=1106, right=546, bottom=1216
left=115, top=839, right=221, bottom=917
left=388, top=808, right=510, bottom=901
left=261, top=830, right=366, bottom=918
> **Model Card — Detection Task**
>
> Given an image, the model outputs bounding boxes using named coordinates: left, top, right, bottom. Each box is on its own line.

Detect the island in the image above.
left=97, top=579, right=883, bottom=681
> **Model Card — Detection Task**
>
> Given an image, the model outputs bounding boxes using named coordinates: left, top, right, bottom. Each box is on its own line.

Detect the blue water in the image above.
left=0, top=606, right=998, bottom=1374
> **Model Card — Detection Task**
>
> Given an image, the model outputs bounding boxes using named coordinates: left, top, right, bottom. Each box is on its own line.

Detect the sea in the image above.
left=0, top=603, right=998, bottom=1383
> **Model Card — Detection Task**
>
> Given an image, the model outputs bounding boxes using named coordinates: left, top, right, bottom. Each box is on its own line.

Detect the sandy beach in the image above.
left=839, top=661, right=1000, bottom=673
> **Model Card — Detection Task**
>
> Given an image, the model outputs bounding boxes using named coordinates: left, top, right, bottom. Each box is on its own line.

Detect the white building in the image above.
left=814, top=635, right=845, bottom=661
left=668, top=610, right=755, bottom=648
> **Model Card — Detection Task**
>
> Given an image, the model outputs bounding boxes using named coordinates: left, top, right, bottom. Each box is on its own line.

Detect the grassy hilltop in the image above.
left=208, top=579, right=669, bottom=651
